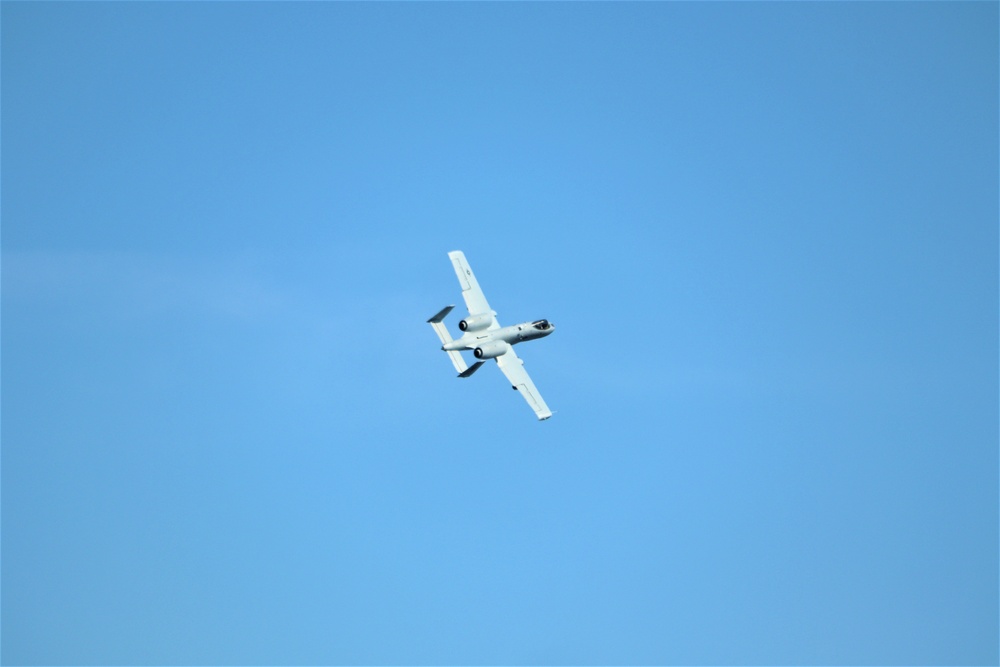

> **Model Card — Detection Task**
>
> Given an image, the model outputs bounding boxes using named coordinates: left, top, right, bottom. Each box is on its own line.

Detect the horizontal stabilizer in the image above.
left=427, top=306, right=469, bottom=374
left=458, top=361, right=485, bottom=378
left=443, top=350, right=468, bottom=374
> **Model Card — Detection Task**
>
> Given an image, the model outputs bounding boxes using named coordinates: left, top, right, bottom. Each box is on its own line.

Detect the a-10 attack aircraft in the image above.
left=428, top=250, right=555, bottom=421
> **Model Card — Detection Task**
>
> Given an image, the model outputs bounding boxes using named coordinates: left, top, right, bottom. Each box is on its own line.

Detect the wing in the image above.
left=448, top=250, right=493, bottom=317
left=496, top=347, right=553, bottom=421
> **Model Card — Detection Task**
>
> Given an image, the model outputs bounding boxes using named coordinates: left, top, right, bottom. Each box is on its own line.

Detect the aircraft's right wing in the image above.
left=496, top=346, right=553, bottom=421
left=448, top=250, right=493, bottom=318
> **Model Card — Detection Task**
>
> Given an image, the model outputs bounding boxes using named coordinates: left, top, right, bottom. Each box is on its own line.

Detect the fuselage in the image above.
left=442, top=319, right=555, bottom=352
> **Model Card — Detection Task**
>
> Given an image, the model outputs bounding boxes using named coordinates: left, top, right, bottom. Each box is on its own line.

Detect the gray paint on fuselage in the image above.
left=441, top=320, right=555, bottom=351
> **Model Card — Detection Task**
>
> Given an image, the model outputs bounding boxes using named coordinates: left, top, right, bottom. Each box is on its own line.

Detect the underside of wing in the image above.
left=496, top=347, right=553, bottom=421
left=448, top=250, right=494, bottom=320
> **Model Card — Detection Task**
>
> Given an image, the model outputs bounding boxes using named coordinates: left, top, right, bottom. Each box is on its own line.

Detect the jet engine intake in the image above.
left=459, top=312, right=493, bottom=332
left=474, top=341, right=508, bottom=359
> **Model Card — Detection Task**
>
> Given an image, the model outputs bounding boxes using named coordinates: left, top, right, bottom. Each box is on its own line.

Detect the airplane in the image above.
left=427, top=250, right=555, bottom=421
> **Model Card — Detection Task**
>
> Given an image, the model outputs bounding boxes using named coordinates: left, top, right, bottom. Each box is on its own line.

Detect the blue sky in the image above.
left=2, top=2, right=997, bottom=665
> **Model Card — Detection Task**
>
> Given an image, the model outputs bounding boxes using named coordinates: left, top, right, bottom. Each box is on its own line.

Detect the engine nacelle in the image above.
left=474, top=341, right=509, bottom=359
left=459, top=312, right=493, bottom=332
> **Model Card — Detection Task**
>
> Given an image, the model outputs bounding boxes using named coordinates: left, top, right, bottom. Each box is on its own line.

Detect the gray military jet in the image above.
left=428, top=250, right=555, bottom=420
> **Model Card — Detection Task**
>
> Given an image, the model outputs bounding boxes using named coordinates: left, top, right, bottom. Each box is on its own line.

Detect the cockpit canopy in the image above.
left=532, top=320, right=551, bottom=331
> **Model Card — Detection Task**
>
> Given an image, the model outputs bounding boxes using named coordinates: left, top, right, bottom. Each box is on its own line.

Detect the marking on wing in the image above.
left=452, top=257, right=471, bottom=291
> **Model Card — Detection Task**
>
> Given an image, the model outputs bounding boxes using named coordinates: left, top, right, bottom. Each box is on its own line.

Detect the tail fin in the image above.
left=427, top=305, right=469, bottom=374
left=458, top=361, right=485, bottom=378
left=427, top=305, right=454, bottom=324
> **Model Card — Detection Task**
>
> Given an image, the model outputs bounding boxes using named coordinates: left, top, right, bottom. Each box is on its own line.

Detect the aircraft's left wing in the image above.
left=496, top=347, right=553, bottom=421
left=448, top=250, right=492, bottom=317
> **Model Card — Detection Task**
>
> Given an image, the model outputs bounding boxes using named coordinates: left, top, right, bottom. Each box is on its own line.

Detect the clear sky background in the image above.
left=2, top=3, right=997, bottom=665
